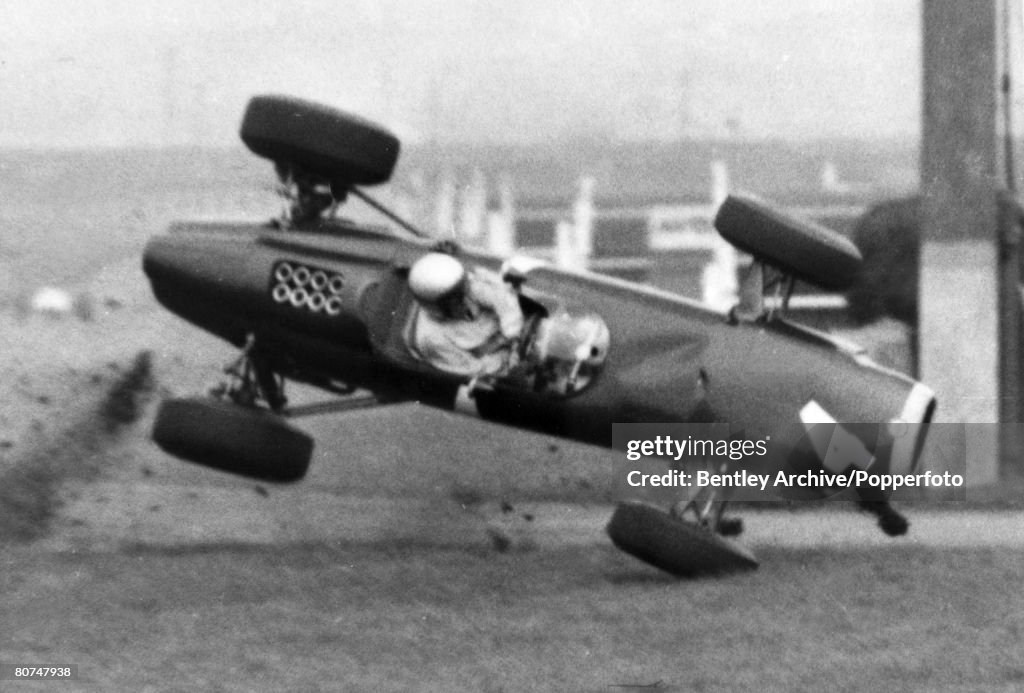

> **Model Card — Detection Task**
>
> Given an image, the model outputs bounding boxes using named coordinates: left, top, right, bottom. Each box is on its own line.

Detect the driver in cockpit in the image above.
left=408, top=252, right=524, bottom=379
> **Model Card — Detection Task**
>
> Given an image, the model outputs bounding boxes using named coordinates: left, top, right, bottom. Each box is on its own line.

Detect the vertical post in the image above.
left=486, top=176, right=515, bottom=255
left=457, top=168, right=487, bottom=244
left=555, top=220, right=583, bottom=270
left=434, top=170, right=456, bottom=238
left=920, top=0, right=1004, bottom=484
left=573, top=176, right=595, bottom=260
left=710, top=160, right=729, bottom=208
left=998, top=0, right=1024, bottom=466
left=998, top=192, right=1022, bottom=465
left=703, top=160, right=739, bottom=310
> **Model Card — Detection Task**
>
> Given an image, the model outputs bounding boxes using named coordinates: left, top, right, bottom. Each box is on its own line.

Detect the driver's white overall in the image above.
left=411, top=267, right=524, bottom=377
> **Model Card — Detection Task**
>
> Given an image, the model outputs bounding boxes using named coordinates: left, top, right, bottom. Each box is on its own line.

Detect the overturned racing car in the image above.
left=144, top=95, right=936, bottom=577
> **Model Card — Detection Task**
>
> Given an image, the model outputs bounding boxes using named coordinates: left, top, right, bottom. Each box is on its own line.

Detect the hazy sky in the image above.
left=1, top=1, right=922, bottom=147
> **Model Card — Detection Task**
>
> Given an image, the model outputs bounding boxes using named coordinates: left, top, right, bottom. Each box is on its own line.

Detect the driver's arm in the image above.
left=467, top=269, right=524, bottom=339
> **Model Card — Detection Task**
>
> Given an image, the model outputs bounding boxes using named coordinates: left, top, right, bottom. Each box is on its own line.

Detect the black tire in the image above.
left=240, top=94, right=400, bottom=186
left=152, top=396, right=313, bottom=482
left=714, top=193, right=862, bottom=291
left=606, top=502, right=758, bottom=577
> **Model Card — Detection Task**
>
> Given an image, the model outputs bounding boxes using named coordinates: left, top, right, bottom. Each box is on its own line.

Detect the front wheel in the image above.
left=152, top=396, right=314, bottom=482
left=714, top=193, right=862, bottom=291
left=606, top=502, right=758, bottom=577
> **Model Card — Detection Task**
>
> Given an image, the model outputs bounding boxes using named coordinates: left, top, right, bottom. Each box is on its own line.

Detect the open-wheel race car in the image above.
left=144, top=95, right=936, bottom=577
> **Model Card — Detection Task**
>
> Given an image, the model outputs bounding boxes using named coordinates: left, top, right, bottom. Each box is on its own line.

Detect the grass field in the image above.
left=4, top=540, right=1024, bottom=693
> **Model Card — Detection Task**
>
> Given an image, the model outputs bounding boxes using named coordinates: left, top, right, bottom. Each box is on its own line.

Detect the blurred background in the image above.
left=1, top=0, right=922, bottom=146
left=0, top=1, right=929, bottom=337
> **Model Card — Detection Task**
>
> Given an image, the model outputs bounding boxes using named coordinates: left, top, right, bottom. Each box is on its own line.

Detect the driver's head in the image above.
left=409, top=253, right=468, bottom=319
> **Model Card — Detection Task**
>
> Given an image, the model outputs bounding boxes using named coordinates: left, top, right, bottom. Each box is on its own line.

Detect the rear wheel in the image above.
left=152, top=396, right=314, bottom=482
left=714, top=193, right=862, bottom=291
left=606, top=502, right=758, bottom=577
left=240, top=94, right=400, bottom=186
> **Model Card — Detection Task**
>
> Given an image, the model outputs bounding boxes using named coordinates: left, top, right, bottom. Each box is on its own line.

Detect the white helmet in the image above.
left=409, top=253, right=466, bottom=303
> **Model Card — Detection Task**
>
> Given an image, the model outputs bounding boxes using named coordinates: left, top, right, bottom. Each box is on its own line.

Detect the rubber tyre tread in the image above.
left=714, top=193, right=862, bottom=291
left=606, top=502, right=758, bottom=577
left=240, top=94, right=399, bottom=186
left=152, top=396, right=313, bottom=482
